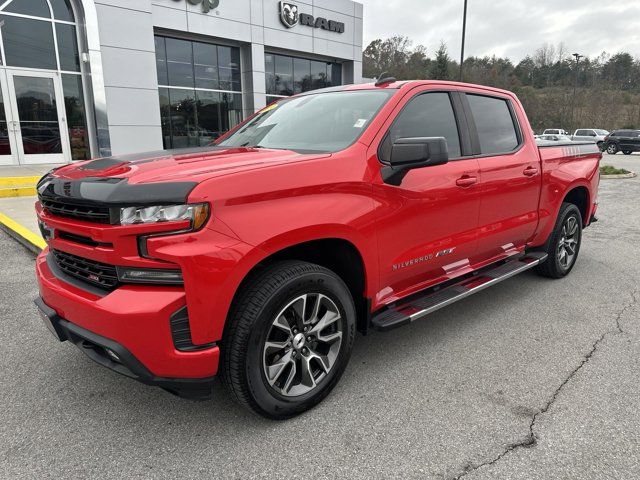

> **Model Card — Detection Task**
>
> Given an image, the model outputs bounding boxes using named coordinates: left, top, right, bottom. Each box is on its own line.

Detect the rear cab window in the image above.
left=466, top=94, right=520, bottom=155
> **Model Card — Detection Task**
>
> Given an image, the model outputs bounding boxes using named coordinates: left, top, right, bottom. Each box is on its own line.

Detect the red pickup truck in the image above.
left=34, top=80, right=600, bottom=419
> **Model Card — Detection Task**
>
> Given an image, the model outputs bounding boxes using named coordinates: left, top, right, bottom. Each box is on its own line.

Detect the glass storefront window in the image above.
left=155, top=35, right=243, bottom=150
left=0, top=87, right=11, bottom=156
left=0, top=0, right=91, bottom=163
left=166, top=38, right=194, bottom=88
left=265, top=53, right=342, bottom=99
left=4, top=0, right=50, bottom=18
left=194, top=43, right=218, bottom=90
left=50, top=0, right=75, bottom=22
left=56, top=24, right=80, bottom=72
left=0, top=15, right=57, bottom=70
left=62, top=74, right=90, bottom=160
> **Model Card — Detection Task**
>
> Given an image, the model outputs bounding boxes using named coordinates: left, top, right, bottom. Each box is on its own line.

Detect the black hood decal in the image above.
left=37, top=176, right=198, bottom=207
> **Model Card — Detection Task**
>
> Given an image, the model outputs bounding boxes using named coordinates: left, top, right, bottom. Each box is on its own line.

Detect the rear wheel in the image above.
left=623, top=150, right=632, bottom=155
left=535, top=203, right=583, bottom=279
left=220, top=261, right=356, bottom=419
left=596, top=141, right=604, bottom=151
left=606, top=143, right=618, bottom=154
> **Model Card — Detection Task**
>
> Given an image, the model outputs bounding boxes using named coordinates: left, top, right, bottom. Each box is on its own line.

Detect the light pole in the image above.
left=459, top=0, right=468, bottom=81
left=571, top=52, right=583, bottom=131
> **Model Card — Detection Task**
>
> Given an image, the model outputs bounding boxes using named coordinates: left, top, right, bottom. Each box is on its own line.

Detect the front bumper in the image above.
left=35, top=297, right=215, bottom=399
left=35, top=250, right=220, bottom=391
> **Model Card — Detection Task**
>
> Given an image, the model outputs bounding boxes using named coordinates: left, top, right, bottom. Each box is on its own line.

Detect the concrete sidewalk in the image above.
left=0, top=164, right=58, bottom=253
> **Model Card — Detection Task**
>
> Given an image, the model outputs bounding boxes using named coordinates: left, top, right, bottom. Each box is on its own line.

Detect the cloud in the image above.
left=362, top=0, right=640, bottom=61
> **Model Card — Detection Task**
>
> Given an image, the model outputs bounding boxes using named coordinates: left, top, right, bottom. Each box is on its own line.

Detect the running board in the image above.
left=371, top=252, right=548, bottom=332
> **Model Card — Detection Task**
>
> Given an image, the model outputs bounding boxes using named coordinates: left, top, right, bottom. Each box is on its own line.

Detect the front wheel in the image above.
left=220, top=261, right=356, bottom=419
left=606, top=143, right=618, bottom=154
left=535, top=202, right=583, bottom=279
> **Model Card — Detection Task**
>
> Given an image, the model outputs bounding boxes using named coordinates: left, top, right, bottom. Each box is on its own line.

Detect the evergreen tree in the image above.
left=430, top=42, right=452, bottom=80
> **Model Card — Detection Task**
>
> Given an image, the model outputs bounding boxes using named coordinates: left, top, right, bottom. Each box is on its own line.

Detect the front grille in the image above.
left=41, top=198, right=112, bottom=224
left=52, top=249, right=119, bottom=291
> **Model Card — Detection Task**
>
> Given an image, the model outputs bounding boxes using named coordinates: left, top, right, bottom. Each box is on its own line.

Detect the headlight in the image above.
left=120, top=203, right=209, bottom=229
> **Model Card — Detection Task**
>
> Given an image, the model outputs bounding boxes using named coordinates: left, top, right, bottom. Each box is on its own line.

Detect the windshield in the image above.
left=217, top=90, right=393, bottom=153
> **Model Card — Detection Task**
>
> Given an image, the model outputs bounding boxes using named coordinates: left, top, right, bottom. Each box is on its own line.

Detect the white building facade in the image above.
left=0, top=0, right=364, bottom=165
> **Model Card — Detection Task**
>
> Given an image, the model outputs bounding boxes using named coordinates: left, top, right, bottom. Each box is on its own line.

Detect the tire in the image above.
left=606, top=143, right=618, bottom=154
left=220, top=261, right=356, bottom=419
left=623, top=150, right=632, bottom=155
left=596, top=141, right=603, bottom=151
left=535, top=203, right=583, bottom=279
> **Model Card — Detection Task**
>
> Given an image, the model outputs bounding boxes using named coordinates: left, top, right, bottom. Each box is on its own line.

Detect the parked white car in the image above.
left=543, top=129, right=570, bottom=136
left=571, top=129, right=609, bottom=150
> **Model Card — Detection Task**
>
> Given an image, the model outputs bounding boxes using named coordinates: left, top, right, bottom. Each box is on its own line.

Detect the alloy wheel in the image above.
left=557, top=215, right=579, bottom=269
left=607, top=144, right=617, bottom=154
left=262, top=293, right=343, bottom=397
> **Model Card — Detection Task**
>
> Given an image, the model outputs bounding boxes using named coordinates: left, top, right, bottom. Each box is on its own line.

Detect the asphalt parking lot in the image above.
left=1, top=153, right=639, bottom=479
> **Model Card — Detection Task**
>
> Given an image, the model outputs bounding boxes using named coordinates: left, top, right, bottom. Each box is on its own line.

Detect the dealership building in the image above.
left=0, top=0, right=364, bottom=166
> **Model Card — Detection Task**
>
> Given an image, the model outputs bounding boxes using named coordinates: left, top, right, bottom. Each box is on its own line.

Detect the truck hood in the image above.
left=51, top=146, right=331, bottom=184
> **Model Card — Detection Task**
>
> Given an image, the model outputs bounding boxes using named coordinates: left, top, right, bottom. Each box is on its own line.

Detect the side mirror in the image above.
left=382, top=137, right=449, bottom=186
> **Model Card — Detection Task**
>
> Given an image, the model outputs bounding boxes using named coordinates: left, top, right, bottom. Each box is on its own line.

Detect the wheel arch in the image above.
left=562, top=185, right=590, bottom=226
left=231, top=236, right=372, bottom=335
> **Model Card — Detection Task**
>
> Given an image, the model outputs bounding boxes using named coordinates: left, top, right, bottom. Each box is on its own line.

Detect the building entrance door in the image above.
left=0, top=70, right=71, bottom=165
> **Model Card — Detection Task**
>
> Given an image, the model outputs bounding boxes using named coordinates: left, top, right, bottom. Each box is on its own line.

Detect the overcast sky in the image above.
left=362, top=0, right=640, bottom=62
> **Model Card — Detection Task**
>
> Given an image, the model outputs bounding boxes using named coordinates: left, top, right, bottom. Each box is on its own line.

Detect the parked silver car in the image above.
left=571, top=129, right=609, bottom=150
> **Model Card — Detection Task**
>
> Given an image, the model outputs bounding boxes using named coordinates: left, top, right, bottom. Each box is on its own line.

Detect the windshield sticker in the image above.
left=354, top=119, right=367, bottom=128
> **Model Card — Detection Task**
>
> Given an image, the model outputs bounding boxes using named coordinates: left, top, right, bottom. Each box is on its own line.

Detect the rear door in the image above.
left=371, top=88, right=481, bottom=303
left=462, top=91, right=542, bottom=262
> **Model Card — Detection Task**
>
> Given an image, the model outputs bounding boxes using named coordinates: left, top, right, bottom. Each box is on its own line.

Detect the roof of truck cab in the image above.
left=298, top=80, right=517, bottom=98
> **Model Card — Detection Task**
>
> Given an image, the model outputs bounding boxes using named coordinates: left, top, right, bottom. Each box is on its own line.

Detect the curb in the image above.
left=0, top=176, right=40, bottom=198
left=601, top=171, right=637, bottom=179
left=0, top=212, right=45, bottom=254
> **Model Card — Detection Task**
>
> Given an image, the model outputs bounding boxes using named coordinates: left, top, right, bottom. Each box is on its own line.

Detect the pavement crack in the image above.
left=452, top=287, right=639, bottom=480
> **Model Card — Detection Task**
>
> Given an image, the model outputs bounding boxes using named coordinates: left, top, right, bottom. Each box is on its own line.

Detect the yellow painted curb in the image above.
left=0, top=186, right=37, bottom=198
left=0, top=176, right=41, bottom=187
left=0, top=212, right=46, bottom=251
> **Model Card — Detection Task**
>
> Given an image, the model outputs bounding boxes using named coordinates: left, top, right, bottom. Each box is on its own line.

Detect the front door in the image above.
left=372, top=89, right=481, bottom=305
left=3, top=70, right=71, bottom=165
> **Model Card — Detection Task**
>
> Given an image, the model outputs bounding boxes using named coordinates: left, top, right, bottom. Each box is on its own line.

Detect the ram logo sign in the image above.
left=173, top=0, right=219, bottom=13
left=278, top=1, right=345, bottom=33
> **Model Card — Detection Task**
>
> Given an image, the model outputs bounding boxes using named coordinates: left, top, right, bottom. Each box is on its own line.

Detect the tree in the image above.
left=430, top=42, right=452, bottom=80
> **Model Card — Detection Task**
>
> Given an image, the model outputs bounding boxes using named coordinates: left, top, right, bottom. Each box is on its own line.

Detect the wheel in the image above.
left=535, top=203, right=583, bottom=279
left=623, top=150, right=632, bottom=155
left=596, top=141, right=603, bottom=151
left=606, top=143, right=618, bottom=154
left=220, top=261, right=356, bottom=419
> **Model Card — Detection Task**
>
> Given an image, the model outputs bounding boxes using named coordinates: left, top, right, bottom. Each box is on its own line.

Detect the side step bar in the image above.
left=371, top=252, right=548, bottom=332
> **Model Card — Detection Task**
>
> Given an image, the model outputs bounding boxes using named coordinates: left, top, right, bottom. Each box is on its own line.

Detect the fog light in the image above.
left=117, top=267, right=183, bottom=285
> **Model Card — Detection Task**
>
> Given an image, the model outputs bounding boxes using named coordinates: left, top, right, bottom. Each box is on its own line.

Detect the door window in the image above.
left=467, top=94, right=520, bottom=154
left=381, top=92, right=461, bottom=161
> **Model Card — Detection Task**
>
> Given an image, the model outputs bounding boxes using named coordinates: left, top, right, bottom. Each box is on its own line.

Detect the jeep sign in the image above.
left=172, top=0, right=219, bottom=13
left=279, top=1, right=345, bottom=33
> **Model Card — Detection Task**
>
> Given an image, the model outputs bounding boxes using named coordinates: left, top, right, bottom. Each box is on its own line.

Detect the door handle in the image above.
left=523, top=166, right=539, bottom=177
left=456, top=175, right=478, bottom=187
